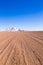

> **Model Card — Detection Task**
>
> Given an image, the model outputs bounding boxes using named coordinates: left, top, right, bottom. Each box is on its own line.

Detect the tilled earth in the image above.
left=0, top=31, right=43, bottom=65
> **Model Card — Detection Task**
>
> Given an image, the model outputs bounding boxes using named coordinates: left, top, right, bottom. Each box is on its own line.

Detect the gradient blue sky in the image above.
left=0, top=0, right=43, bottom=31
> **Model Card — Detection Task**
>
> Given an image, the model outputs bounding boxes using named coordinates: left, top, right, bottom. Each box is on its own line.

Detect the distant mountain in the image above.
left=8, top=27, right=18, bottom=32
left=5, top=27, right=24, bottom=32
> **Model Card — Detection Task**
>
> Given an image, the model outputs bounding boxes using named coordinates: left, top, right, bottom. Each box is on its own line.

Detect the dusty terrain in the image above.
left=0, top=31, right=43, bottom=65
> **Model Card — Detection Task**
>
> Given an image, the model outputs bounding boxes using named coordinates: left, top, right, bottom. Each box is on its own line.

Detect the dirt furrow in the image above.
left=0, top=32, right=43, bottom=65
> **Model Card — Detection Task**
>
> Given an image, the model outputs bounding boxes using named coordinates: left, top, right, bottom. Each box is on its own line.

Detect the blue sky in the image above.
left=0, top=0, right=43, bottom=31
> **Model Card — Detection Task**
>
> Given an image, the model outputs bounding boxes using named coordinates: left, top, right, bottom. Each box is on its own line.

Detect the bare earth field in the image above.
left=0, top=31, right=43, bottom=65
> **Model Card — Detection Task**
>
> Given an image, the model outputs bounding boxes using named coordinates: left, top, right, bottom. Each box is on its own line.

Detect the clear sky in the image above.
left=0, top=0, right=43, bottom=31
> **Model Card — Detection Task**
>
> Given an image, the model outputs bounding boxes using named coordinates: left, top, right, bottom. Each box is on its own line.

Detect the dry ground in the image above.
left=0, top=31, right=43, bottom=65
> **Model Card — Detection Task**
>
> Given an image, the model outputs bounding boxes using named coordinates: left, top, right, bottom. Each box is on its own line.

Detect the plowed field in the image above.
left=0, top=31, right=43, bottom=65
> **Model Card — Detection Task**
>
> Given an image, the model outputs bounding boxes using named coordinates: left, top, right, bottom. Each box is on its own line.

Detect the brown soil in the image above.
left=0, top=31, right=43, bottom=65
